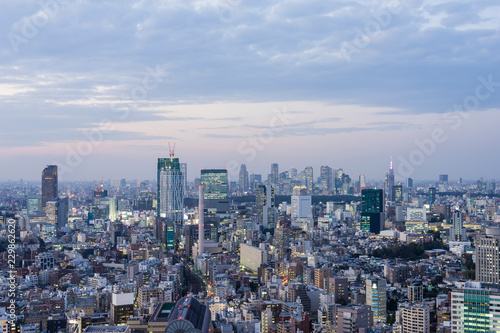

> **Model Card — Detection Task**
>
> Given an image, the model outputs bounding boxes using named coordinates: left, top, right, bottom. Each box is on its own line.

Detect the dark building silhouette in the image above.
left=361, top=188, right=384, bottom=234
left=42, top=165, right=58, bottom=209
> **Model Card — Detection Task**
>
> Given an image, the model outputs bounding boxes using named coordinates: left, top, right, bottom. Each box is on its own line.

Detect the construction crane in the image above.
left=169, top=142, right=176, bottom=158
left=94, top=175, right=104, bottom=196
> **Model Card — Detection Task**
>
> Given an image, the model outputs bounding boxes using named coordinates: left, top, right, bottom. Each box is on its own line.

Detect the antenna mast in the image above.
left=168, top=142, right=176, bottom=158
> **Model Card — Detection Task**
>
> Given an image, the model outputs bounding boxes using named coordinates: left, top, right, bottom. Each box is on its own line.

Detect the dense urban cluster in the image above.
left=1, top=159, right=499, bottom=333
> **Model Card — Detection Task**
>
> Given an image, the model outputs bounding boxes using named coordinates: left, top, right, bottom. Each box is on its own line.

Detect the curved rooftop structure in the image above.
left=165, top=296, right=211, bottom=333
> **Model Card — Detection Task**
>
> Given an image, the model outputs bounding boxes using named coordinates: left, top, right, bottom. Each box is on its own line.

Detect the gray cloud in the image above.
left=1, top=0, right=500, bottom=179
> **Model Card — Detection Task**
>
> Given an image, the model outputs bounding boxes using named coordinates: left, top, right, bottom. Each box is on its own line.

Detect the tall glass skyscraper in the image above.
left=157, top=157, right=184, bottom=248
left=42, top=165, right=58, bottom=209
left=360, top=188, right=384, bottom=234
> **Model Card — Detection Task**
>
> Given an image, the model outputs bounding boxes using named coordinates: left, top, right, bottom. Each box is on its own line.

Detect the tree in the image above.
left=387, top=298, right=398, bottom=312
left=386, top=314, right=396, bottom=326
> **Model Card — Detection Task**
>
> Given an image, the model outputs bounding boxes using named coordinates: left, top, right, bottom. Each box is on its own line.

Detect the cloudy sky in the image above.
left=1, top=0, right=500, bottom=182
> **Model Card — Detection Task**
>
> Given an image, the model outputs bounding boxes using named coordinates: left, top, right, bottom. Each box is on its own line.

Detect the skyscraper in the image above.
left=439, top=174, right=448, bottom=185
left=320, top=165, right=333, bottom=192
left=157, top=156, right=184, bottom=248
left=391, top=185, right=403, bottom=205
left=42, top=165, right=58, bottom=209
left=180, top=163, right=188, bottom=193
left=476, top=227, right=500, bottom=284
left=305, top=166, right=314, bottom=193
left=384, top=159, right=395, bottom=201
left=249, top=173, right=262, bottom=192
left=366, top=278, right=387, bottom=323
left=359, top=174, right=366, bottom=190
left=198, top=185, right=204, bottom=257
left=238, top=164, right=249, bottom=194
left=407, top=177, right=413, bottom=188
left=428, top=187, right=436, bottom=204
left=270, top=163, right=279, bottom=185
left=255, top=185, right=275, bottom=226
left=360, top=189, right=384, bottom=234
left=449, top=210, right=465, bottom=242
left=46, top=196, right=69, bottom=228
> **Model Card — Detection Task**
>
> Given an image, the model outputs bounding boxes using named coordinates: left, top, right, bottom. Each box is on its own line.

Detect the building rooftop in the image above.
left=83, top=326, right=129, bottom=333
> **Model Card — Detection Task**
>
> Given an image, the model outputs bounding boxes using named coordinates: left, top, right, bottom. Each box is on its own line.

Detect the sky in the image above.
left=1, top=0, right=500, bottom=182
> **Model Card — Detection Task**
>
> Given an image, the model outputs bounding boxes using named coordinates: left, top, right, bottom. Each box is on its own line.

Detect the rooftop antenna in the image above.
left=169, top=142, right=176, bottom=158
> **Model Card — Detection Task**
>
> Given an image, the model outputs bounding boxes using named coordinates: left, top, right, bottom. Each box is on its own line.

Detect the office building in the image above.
left=406, top=207, right=428, bottom=234
left=407, top=178, right=413, bottom=188
left=360, top=189, right=384, bottom=234
left=366, top=278, right=387, bottom=323
left=240, top=243, right=268, bottom=272
left=157, top=156, right=184, bottom=248
left=318, top=300, right=339, bottom=331
left=270, top=163, right=279, bottom=185
left=261, top=302, right=283, bottom=333
left=249, top=173, right=262, bottom=191
left=359, top=174, right=366, bottom=190
left=392, top=185, right=403, bottom=205
left=439, top=174, right=448, bottom=185
left=201, top=169, right=229, bottom=213
left=35, top=252, right=55, bottom=270
left=449, top=210, right=466, bottom=242
left=408, top=281, right=424, bottom=303
left=184, top=224, right=198, bottom=259
left=46, top=196, right=69, bottom=228
left=336, top=305, right=371, bottom=333
left=42, top=165, right=58, bottom=209
left=314, top=268, right=331, bottom=289
left=180, top=163, right=188, bottom=192
left=428, top=187, right=436, bottom=204
left=325, top=277, right=349, bottom=304
left=451, top=282, right=500, bottom=333
left=256, top=185, right=275, bottom=227
left=305, top=166, right=314, bottom=193
left=239, top=164, right=249, bottom=193
left=476, top=227, right=500, bottom=284
left=27, top=195, right=42, bottom=214
left=165, top=297, right=211, bottom=333
left=320, top=165, right=333, bottom=191
left=400, top=303, right=430, bottom=333
left=291, top=195, right=312, bottom=219
left=137, top=287, right=164, bottom=309
left=110, top=293, right=134, bottom=325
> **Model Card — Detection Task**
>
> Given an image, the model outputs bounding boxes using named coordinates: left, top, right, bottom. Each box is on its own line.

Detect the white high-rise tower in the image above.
left=198, top=185, right=204, bottom=257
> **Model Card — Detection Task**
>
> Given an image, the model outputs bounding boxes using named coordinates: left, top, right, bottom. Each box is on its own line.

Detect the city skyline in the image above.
left=1, top=1, right=500, bottom=181
left=1, top=159, right=494, bottom=184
